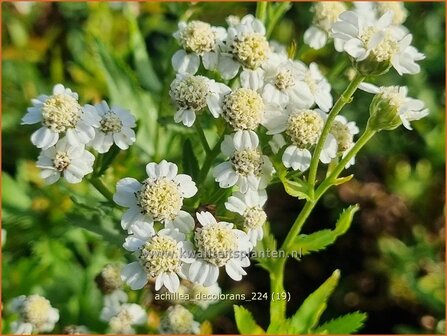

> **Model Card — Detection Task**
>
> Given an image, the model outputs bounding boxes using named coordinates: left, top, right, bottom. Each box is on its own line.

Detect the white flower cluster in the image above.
left=304, top=2, right=424, bottom=76
left=22, top=84, right=136, bottom=184
left=9, top=294, right=59, bottom=334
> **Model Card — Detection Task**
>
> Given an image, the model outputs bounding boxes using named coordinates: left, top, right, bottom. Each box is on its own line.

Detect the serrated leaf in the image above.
left=267, top=319, right=290, bottom=334
left=234, top=305, right=265, bottom=334
left=182, top=139, right=199, bottom=181
left=333, top=174, right=354, bottom=186
left=288, top=270, right=340, bottom=334
left=291, top=205, right=359, bottom=257
left=282, top=178, right=311, bottom=200
left=315, top=312, right=367, bottom=334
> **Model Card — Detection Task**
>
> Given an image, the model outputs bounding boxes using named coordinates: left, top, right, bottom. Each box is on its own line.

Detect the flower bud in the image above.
left=352, top=55, right=392, bottom=77
left=367, top=87, right=403, bottom=131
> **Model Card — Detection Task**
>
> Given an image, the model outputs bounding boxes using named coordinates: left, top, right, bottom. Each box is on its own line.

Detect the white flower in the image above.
left=330, top=115, right=359, bottom=168
left=9, top=294, right=59, bottom=334
left=172, top=20, right=226, bottom=74
left=188, top=282, right=221, bottom=309
left=304, top=2, right=347, bottom=50
left=218, top=15, right=271, bottom=80
left=361, top=83, right=429, bottom=130
left=159, top=305, right=200, bottom=334
left=113, top=160, right=197, bottom=237
left=121, top=228, right=195, bottom=293
left=101, top=302, right=146, bottom=334
left=184, top=211, right=252, bottom=286
left=213, top=130, right=273, bottom=193
left=263, top=107, right=337, bottom=171
left=225, top=190, right=268, bottom=245
left=332, top=11, right=425, bottom=75
left=269, top=134, right=286, bottom=154
left=169, top=74, right=230, bottom=127
left=96, top=264, right=124, bottom=294
left=86, top=101, right=136, bottom=153
left=36, top=138, right=94, bottom=184
left=376, top=2, right=408, bottom=26
left=21, top=84, right=99, bottom=150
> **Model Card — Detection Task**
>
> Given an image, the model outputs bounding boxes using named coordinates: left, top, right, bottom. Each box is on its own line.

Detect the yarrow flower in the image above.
left=159, top=305, right=200, bottom=334
left=213, top=130, right=273, bottom=193
left=121, top=228, right=194, bottom=292
left=361, top=83, right=429, bottom=131
left=36, top=138, right=95, bottom=184
left=172, top=20, right=226, bottom=74
left=225, top=190, right=268, bottom=245
left=304, top=1, right=347, bottom=50
left=218, top=15, right=271, bottom=79
left=21, top=84, right=99, bottom=150
left=169, top=73, right=230, bottom=127
left=263, top=107, right=337, bottom=171
left=9, top=294, right=59, bottom=334
left=332, top=10, right=425, bottom=75
left=185, top=211, right=252, bottom=286
left=95, top=264, right=124, bottom=295
left=376, top=2, right=408, bottom=26
left=85, top=100, right=136, bottom=153
left=113, top=160, right=197, bottom=237
left=101, top=302, right=146, bottom=334
left=330, top=115, right=359, bottom=168
left=188, top=282, right=222, bottom=309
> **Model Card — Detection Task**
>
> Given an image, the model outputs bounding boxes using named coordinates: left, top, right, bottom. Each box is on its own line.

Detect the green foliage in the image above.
left=315, top=312, right=367, bottom=334
left=233, top=305, right=265, bottom=334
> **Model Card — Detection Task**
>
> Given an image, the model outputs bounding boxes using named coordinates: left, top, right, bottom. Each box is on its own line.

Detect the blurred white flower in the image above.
left=332, top=11, right=425, bottom=75
left=218, top=15, right=270, bottom=79
left=101, top=302, right=146, bottom=334
left=304, top=2, right=347, bottom=50
left=21, top=84, right=99, bottom=150
left=121, top=228, right=194, bottom=292
left=188, top=282, right=221, bottom=309
left=172, top=20, right=226, bottom=74
left=86, top=101, right=136, bottom=153
left=10, top=294, right=59, bottom=334
left=225, top=190, right=268, bottom=245
left=169, top=74, right=230, bottom=127
left=36, top=138, right=94, bottom=184
left=213, top=130, right=273, bottom=193
left=113, top=160, right=197, bottom=237
left=376, top=2, right=408, bottom=26
left=159, top=305, right=200, bottom=334
left=96, top=264, right=124, bottom=294
left=263, top=107, right=337, bottom=171
left=184, top=211, right=252, bottom=286
left=330, top=115, right=359, bottom=168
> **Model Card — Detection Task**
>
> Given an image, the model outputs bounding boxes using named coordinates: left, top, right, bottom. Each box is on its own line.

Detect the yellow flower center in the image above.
left=243, top=207, right=267, bottom=229
left=170, top=75, right=209, bottom=112
left=53, top=152, right=70, bottom=172
left=231, top=149, right=263, bottom=176
left=286, top=110, right=324, bottom=148
left=179, top=21, right=216, bottom=55
left=223, top=88, right=264, bottom=130
left=100, top=112, right=122, bottom=134
left=22, top=295, right=52, bottom=328
left=139, top=235, right=181, bottom=277
left=41, top=94, right=82, bottom=133
left=275, top=69, right=295, bottom=90
left=312, top=2, right=347, bottom=32
left=231, top=33, right=270, bottom=69
left=331, top=121, right=353, bottom=153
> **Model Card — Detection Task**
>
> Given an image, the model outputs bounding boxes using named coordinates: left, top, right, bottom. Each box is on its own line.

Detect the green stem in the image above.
left=269, top=128, right=377, bottom=322
left=256, top=1, right=268, bottom=24
left=195, top=122, right=211, bottom=154
left=307, top=73, right=365, bottom=194
left=198, top=134, right=225, bottom=185
left=89, top=177, right=114, bottom=203
left=266, top=2, right=292, bottom=38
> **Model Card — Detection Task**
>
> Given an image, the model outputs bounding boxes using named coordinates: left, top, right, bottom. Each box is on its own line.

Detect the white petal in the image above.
left=169, top=210, right=195, bottom=233
left=225, top=259, right=246, bottom=281
left=113, top=178, right=141, bottom=207
left=172, top=50, right=200, bottom=75
left=122, top=262, right=148, bottom=290
left=218, top=54, right=240, bottom=80
left=304, top=26, right=328, bottom=49
left=31, top=127, right=58, bottom=149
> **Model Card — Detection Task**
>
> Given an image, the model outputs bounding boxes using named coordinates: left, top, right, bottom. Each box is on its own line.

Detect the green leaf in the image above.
left=266, top=320, right=290, bottom=334
left=182, top=139, right=200, bottom=181
left=315, top=312, right=367, bottom=334
left=282, top=178, right=311, bottom=200
left=1, top=172, right=31, bottom=210
left=288, top=270, right=341, bottom=334
left=333, top=174, right=354, bottom=186
left=96, top=144, right=121, bottom=176
left=291, top=205, right=359, bottom=257
left=234, top=305, right=265, bottom=334
left=254, top=223, right=277, bottom=272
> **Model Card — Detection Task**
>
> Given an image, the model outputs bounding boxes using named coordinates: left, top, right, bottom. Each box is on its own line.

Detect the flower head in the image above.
left=10, top=294, right=59, bottom=334
left=21, top=84, right=99, bottom=150
left=169, top=74, right=230, bottom=127
left=86, top=101, right=136, bottom=153
left=159, top=305, right=200, bottom=334
left=222, top=88, right=265, bottom=130
left=101, top=302, right=146, bottom=334
left=113, top=160, right=197, bottom=237
left=225, top=190, right=268, bottom=245
left=330, top=115, right=359, bottom=168
left=188, top=282, right=221, bottom=309
left=172, top=20, right=226, bottom=74
left=361, top=83, right=429, bottom=131
left=184, top=211, right=251, bottom=286
left=263, top=107, right=337, bottom=171
left=304, top=1, right=347, bottom=49
left=121, top=228, right=195, bottom=293
left=377, top=2, right=408, bottom=26
left=213, top=130, right=273, bottom=193
left=96, top=264, right=124, bottom=294
left=36, top=138, right=95, bottom=184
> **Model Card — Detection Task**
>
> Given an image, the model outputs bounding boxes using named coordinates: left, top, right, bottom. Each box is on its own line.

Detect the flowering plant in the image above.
left=5, top=1, right=435, bottom=335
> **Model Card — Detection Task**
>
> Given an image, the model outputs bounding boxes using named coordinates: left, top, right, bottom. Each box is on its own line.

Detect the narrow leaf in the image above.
left=288, top=270, right=341, bottom=334
left=234, top=305, right=265, bottom=334
left=182, top=139, right=200, bottom=181
left=315, top=312, right=367, bottom=334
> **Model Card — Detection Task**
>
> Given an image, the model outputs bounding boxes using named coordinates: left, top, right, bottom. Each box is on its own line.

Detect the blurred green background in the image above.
left=2, top=1, right=445, bottom=334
